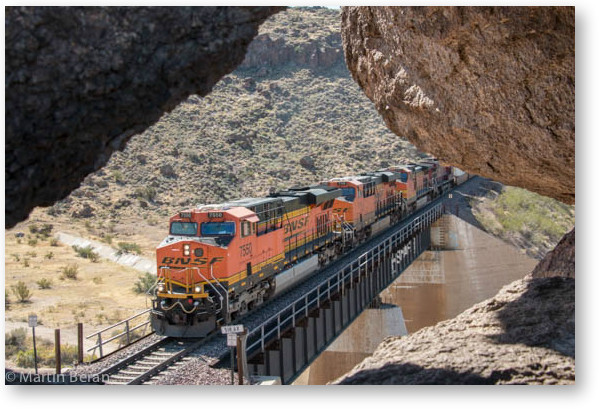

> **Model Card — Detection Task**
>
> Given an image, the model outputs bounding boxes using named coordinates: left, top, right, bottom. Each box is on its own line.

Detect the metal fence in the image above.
left=86, top=308, right=153, bottom=361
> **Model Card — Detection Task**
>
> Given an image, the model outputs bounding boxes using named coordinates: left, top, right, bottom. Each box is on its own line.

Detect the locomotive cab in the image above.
left=152, top=206, right=271, bottom=337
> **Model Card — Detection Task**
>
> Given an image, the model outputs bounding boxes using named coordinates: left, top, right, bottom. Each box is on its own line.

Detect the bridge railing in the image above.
left=86, top=308, right=153, bottom=361
left=246, top=203, right=443, bottom=356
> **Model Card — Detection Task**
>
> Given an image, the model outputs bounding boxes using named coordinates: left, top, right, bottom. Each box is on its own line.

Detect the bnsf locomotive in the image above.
left=150, top=159, right=468, bottom=337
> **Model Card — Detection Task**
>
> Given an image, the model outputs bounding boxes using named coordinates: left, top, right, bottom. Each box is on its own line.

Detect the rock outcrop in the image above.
left=532, top=228, right=575, bottom=279
left=341, top=6, right=574, bottom=205
left=335, top=275, right=575, bottom=384
left=240, top=7, right=344, bottom=73
left=5, top=6, right=282, bottom=228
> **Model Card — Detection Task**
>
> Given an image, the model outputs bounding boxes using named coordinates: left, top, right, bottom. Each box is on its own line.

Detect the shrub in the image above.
left=5, top=328, right=27, bottom=358
left=112, top=170, right=125, bottom=184
left=92, top=276, right=103, bottom=285
left=22, top=258, right=30, bottom=268
left=36, top=278, right=53, bottom=289
left=11, top=281, right=33, bottom=303
left=14, top=344, right=81, bottom=368
left=28, top=224, right=38, bottom=234
left=28, top=238, right=38, bottom=246
left=102, top=234, right=114, bottom=245
left=72, top=245, right=100, bottom=262
left=133, top=272, right=156, bottom=294
left=44, top=252, right=54, bottom=260
left=49, top=237, right=59, bottom=247
left=11, top=253, right=20, bottom=262
left=135, top=186, right=157, bottom=202
left=60, top=264, right=79, bottom=280
left=5, top=290, right=10, bottom=309
left=38, top=224, right=53, bottom=238
left=116, top=242, right=142, bottom=256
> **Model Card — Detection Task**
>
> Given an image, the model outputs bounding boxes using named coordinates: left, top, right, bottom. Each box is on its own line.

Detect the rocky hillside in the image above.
left=470, top=184, right=575, bottom=259
left=40, top=7, right=421, bottom=231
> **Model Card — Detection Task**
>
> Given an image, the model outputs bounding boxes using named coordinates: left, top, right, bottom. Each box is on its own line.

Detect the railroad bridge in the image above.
left=239, top=199, right=447, bottom=384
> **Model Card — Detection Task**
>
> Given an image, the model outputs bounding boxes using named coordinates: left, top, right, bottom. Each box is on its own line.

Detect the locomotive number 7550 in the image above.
left=239, top=243, right=252, bottom=258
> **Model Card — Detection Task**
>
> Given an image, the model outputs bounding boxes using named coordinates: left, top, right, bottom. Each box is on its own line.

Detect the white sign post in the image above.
left=28, top=314, right=38, bottom=374
left=222, top=325, right=245, bottom=385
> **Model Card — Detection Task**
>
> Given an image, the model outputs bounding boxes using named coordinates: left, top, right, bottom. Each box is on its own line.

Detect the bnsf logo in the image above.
left=284, top=216, right=309, bottom=234
left=333, top=207, right=349, bottom=214
left=161, top=257, right=223, bottom=266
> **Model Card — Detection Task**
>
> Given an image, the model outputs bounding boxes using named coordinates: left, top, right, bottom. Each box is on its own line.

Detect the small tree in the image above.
left=11, top=281, right=32, bottom=303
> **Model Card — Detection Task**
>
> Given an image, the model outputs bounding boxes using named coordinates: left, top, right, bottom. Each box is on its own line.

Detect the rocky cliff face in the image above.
left=240, top=7, right=344, bottom=73
left=341, top=6, right=574, bottom=205
left=5, top=6, right=282, bottom=228
left=532, top=228, right=575, bottom=278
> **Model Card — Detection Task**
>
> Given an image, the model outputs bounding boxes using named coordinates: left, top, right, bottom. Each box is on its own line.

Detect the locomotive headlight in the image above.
left=183, top=244, right=190, bottom=256
left=194, top=285, right=202, bottom=293
left=158, top=284, right=165, bottom=292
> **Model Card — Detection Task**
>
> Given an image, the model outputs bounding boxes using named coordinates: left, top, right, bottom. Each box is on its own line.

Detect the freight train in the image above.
left=150, top=159, right=468, bottom=337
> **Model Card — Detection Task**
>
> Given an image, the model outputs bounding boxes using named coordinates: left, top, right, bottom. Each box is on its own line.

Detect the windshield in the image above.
left=341, top=187, right=355, bottom=202
left=170, top=222, right=198, bottom=236
left=201, top=222, right=236, bottom=236
left=400, top=173, right=408, bottom=182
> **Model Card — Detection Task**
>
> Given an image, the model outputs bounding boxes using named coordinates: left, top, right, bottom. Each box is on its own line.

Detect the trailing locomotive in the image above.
left=150, top=159, right=465, bottom=337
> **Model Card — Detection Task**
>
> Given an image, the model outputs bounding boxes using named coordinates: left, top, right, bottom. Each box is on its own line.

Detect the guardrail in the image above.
left=86, top=308, right=153, bottom=361
left=246, top=203, right=443, bottom=356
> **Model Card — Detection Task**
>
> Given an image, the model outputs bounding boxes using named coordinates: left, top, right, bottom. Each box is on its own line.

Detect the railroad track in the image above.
left=100, top=337, right=206, bottom=385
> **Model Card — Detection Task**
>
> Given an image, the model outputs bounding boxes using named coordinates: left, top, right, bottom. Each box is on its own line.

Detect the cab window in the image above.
left=170, top=222, right=198, bottom=236
left=241, top=221, right=252, bottom=238
left=201, top=222, right=235, bottom=236
left=341, top=187, right=356, bottom=202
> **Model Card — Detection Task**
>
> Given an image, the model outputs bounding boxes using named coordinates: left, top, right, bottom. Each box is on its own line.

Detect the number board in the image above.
left=208, top=212, right=223, bottom=218
left=221, top=324, right=244, bottom=334
left=226, top=333, right=237, bottom=347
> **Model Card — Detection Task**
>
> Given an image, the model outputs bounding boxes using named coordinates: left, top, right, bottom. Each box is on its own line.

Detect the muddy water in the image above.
left=293, top=215, right=538, bottom=385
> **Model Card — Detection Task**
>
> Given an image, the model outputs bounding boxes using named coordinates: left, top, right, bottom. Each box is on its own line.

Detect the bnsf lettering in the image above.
left=333, top=207, right=349, bottom=214
left=161, top=257, right=223, bottom=266
left=284, top=216, right=309, bottom=234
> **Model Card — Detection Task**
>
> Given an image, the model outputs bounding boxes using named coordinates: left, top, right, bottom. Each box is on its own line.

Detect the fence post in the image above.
left=98, top=333, right=103, bottom=358
left=125, top=320, right=131, bottom=345
left=77, top=323, right=84, bottom=364
left=55, top=329, right=61, bottom=374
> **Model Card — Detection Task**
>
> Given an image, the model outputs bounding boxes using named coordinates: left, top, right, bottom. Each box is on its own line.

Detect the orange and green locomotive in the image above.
left=150, top=159, right=464, bottom=337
